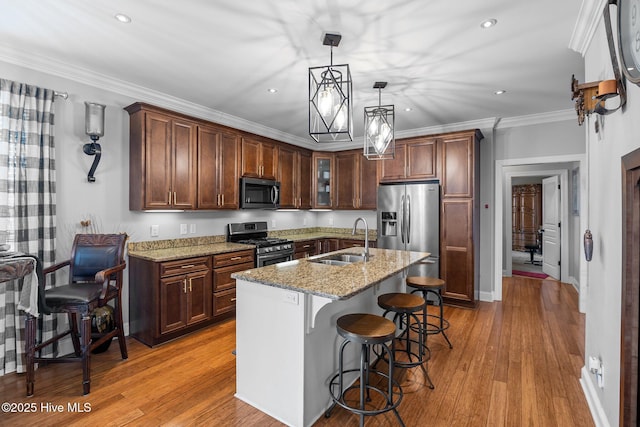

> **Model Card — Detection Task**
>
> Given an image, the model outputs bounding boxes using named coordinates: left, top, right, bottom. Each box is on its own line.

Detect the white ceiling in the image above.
left=0, top=0, right=584, bottom=147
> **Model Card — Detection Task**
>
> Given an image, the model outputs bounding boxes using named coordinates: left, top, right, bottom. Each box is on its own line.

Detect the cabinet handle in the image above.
left=181, top=264, right=195, bottom=269
left=183, top=279, right=187, bottom=293
left=319, top=241, right=322, bottom=252
left=217, top=194, right=221, bottom=206
left=189, top=278, right=192, bottom=292
left=230, top=256, right=242, bottom=261
left=168, top=191, right=172, bottom=205
left=231, top=298, right=237, bottom=302
left=173, top=192, right=177, bottom=204
left=303, top=244, right=310, bottom=248
left=222, top=194, right=225, bottom=206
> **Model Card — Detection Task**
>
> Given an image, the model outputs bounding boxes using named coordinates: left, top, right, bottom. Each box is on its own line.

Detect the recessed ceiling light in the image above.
left=494, top=89, right=506, bottom=95
left=114, top=13, right=131, bottom=23
left=404, top=107, right=412, bottom=112
left=267, top=88, right=278, bottom=93
left=481, top=19, right=497, bottom=29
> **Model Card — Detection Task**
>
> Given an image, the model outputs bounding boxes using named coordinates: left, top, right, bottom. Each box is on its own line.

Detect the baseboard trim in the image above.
left=478, top=290, right=494, bottom=302
left=567, top=276, right=580, bottom=292
left=580, top=366, right=611, bottom=427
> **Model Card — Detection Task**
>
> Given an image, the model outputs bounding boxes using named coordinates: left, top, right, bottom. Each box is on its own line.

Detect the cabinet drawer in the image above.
left=213, top=261, right=254, bottom=292
left=213, top=250, right=255, bottom=268
left=214, top=288, right=236, bottom=316
left=160, top=256, right=211, bottom=277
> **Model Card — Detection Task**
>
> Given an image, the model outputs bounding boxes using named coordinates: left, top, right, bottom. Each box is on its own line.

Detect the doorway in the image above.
left=493, top=155, right=587, bottom=310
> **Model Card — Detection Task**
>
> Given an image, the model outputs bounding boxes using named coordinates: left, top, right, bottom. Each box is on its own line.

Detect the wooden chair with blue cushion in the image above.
left=25, top=233, right=128, bottom=396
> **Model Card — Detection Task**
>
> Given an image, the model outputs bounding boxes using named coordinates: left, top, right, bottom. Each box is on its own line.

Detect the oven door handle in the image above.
left=271, top=186, right=279, bottom=205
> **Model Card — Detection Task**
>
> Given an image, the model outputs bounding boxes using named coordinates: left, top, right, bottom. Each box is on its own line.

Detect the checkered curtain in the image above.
left=0, top=78, right=57, bottom=374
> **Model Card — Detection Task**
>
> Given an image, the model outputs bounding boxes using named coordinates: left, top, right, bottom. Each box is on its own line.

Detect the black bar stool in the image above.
left=406, top=276, right=453, bottom=349
left=377, top=293, right=434, bottom=389
left=326, top=313, right=404, bottom=427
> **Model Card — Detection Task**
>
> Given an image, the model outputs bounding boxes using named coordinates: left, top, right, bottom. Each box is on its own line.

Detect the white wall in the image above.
left=578, top=8, right=640, bottom=425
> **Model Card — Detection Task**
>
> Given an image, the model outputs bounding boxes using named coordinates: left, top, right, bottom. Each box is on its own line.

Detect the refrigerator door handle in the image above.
left=400, top=195, right=405, bottom=243
left=406, top=194, right=411, bottom=244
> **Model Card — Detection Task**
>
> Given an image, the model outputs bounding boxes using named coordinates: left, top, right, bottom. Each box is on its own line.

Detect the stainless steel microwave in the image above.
left=240, top=177, right=280, bottom=209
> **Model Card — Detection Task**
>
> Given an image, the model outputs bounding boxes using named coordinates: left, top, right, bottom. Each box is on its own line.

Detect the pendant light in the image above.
left=309, top=33, right=353, bottom=142
left=364, top=82, right=395, bottom=160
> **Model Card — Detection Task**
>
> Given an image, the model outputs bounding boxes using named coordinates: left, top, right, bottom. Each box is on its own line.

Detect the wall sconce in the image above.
left=83, top=102, right=105, bottom=182
left=570, top=2, right=627, bottom=127
left=309, top=33, right=353, bottom=142
left=570, top=76, right=624, bottom=126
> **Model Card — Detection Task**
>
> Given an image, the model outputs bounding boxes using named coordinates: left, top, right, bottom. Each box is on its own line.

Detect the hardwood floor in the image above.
left=0, top=276, right=593, bottom=426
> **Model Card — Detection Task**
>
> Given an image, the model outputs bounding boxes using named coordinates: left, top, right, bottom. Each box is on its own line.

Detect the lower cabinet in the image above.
left=159, top=256, right=212, bottom=334
left=318, top=238, right=338, bottom=254
left=212, top=250, right=254, bottom=316
left=294, top=240, right=318, bottom=259
left=129, top=249, right=253, bottom=347
left=338, top=239, right=377, bottom=250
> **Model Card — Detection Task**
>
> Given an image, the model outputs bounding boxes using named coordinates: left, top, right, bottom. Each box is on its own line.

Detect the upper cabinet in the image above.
left=197, top=124, right=240, bottom=209
left=279, top=145, right=312, bottom=209
left=312, top=152, right=334, bottom=209
left=127, top=103, right=197, bottom=210
left=379, top=138, right=437, bottom=183
left=241, top=136, right=278, bottom=180
left=440, top=133, right=474, bottom=198
left=335, top=150, right=377, bottom=210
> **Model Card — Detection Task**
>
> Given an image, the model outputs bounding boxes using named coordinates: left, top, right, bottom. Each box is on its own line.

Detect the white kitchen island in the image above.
left=232, top=248, right=429, bottom=427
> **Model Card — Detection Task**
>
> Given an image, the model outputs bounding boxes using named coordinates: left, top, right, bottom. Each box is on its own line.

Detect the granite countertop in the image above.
left=268, top=226, right=376, bottom=242
left=232, top=247, right=428, bottom=300
left=128, top=241, right=255, bottom=262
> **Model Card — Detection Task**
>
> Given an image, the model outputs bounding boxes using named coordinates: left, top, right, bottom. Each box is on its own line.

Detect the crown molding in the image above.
left=496, top=109, right=576, bottom=129
left=0, top=45, right=579, bottom=149
left=569, top=0, right=607, bottom=55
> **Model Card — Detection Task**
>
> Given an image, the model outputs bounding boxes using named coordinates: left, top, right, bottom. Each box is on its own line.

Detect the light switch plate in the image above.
left=180, top=224, right=187, bottom=235
left=150, top=225, right=159, bottom=237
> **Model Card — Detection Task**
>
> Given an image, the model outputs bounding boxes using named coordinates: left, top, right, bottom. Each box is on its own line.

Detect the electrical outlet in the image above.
left=283, top=291, right=299, bottom=305
left=189, top=224, right=196, bottom=234
left=303, top=217, right=307, bottom=226
left=328, top=216, right=334, bottom=226
left=150, top=225, right=159, bottom=237
left=180, top=224, right=187, bottom=235
left=271, top=219, right=276, bottom=229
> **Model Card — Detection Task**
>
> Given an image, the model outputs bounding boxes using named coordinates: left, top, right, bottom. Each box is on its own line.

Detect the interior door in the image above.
left=541, top=176, right=560, bottom=279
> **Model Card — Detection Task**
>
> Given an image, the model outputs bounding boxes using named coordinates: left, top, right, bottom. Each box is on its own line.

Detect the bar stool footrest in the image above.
left=327, top=368, right=404, bottom=417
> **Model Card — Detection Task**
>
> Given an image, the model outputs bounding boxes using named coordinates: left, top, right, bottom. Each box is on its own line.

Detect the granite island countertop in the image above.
left=232, top=247, right=428, bottom=300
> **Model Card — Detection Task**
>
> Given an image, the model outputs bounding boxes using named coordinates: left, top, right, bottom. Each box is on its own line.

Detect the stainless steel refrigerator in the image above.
left=377, top=182, right=440, bottom=278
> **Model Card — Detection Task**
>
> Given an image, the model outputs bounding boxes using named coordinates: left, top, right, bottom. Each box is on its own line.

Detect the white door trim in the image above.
left=494, top=154, right=588, bottom=313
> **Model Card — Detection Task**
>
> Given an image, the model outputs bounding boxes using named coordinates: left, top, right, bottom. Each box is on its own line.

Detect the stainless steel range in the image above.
left=227, top=221, right=294, bottom=267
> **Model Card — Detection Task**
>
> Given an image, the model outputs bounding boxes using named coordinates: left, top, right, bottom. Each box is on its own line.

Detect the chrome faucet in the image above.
left=352, top=217, right=370, bottom=260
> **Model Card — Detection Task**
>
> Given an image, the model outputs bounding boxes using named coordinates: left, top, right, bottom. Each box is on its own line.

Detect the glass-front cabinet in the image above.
left=312, top=152, right=334, bottom=208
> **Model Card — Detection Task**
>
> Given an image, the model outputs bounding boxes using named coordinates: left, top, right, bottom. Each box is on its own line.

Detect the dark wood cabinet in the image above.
left=439, top=130, right=482, bottom=307
left=127, top=104, right=197, bottom=210
left=318, top=238, right=339, bottom=254
left=278, top=145, right=312, bottom=209
left=335, top=149, right=378, bottom=210
left=379, top=138, right=437, bottom=183
left=312, top=152, right=334, bottom=208
left=441, top=134, right=473, bottom=198
left=128, top=255, right=213, bottom=345
left=294, top=240, right=318, bottom=259
left=197, top=124, right=240, bottom=209
left=512, top=184, right=542, bottom=251
left=129, top=250, right=252, bottom=347
left=338, top=239, right=377, bottom=250
left=212, top=250, right=254, bottom=316
left=241, top=136, right=278, bottom=180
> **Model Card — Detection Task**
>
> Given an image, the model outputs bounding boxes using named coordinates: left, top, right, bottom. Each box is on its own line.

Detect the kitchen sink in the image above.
left=308, top=252, right=370, bottom=266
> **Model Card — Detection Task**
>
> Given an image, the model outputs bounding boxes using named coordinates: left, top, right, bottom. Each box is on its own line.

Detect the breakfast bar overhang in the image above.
left=233, top=248, right=429, bottom=427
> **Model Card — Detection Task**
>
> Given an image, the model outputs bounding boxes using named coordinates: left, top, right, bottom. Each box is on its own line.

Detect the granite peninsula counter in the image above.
left=233, top=247, right=429, bottom=427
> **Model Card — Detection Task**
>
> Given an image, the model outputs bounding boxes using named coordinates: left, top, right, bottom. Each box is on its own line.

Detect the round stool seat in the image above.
left=336, top=313, right=396, bottom=345
left=407, top=276, right=445, bottom=289
left=378, top=293, right=425, bottom=313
